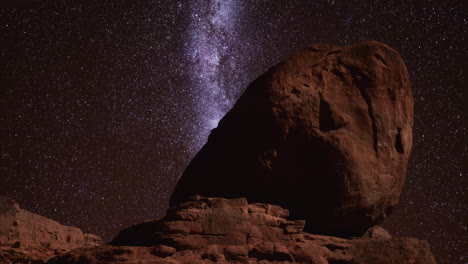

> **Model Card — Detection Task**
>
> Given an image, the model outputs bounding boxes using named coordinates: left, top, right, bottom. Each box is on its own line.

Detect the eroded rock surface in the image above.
left=171, top=41, right=414, bottom=236
left=0, top=196, right=102, bottom=263
left=49, top=197, right=436, bottom=264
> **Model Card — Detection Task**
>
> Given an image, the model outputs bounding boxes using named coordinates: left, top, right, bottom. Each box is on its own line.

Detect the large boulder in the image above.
left=170, top=41, right=413, bottom=236
left=47, top=196, right=436, bottom=264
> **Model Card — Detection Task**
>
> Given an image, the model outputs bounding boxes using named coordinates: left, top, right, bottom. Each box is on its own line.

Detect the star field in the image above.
left=186, top=0, right=245, bottom=146
left=0, top=1, right=465, bottom=263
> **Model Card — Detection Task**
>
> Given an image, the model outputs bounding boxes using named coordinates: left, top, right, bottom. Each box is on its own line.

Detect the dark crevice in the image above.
left=328, top=260, right=352, bottom=264
left=201, top=252, right=218, bottom=262
left=331, top=69, right=348, bottom=84
left=327, top=50, right=341, bottom=55
left=248, top=249, right=294, bottom=262
left=348, top=66, right=379, bottom=153
left=358, top=84, right=379, bottom=154
left=385, top=205, right=394, bottom=217
left=319, top=97, right=344, bottom=132
left=324, top=244, right=348, bottom=251
left=374, top=53, right=388, bottom=66
left=395, top=128, right=404, bottom=153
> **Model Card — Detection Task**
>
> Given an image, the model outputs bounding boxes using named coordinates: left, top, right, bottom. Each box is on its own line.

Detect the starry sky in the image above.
left=0, top=1, right=465, bottom=263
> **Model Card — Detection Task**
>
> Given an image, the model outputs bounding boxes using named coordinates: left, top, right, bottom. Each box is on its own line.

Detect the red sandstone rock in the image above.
left=48, top=197, right=436, bottom=264
left=362, top=225, right=392, bottom=239
left=0, top=196, right=102, bottom=263
left=170, top=41, right=414, bottom=236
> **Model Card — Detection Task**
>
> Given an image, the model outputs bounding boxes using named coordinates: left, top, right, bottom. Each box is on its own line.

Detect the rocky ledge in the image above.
left=48, top=196, right=436, bottom=264
left=0, top=196, right=102, bottom=263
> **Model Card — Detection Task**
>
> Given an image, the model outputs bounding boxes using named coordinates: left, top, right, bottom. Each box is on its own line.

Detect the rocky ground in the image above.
left=48, top=196, right=436, bottom=264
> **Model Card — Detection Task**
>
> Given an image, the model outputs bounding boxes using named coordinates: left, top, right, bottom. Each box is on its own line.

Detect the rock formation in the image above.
left=0, top=196, right=102, bottom=263
left=49, top=196, right=436, bottom=264
left=1, top=42, right=433, bottom=264
left=170, top=41, right=414, bottom=236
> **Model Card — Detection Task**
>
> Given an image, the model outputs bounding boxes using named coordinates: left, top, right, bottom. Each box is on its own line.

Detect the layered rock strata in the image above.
left=49, top=197, right=436, bottom=264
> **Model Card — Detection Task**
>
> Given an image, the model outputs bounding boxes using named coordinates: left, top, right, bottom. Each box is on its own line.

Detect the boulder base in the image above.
left=48, top=197, right=436, bottom=264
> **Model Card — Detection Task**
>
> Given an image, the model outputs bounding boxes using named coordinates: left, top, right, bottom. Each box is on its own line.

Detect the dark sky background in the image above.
left=0, top=1, right=465, bottom=263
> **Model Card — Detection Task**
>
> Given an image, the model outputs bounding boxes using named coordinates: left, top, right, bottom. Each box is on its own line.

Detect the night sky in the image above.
left=0, top=1, right=465, bottom=263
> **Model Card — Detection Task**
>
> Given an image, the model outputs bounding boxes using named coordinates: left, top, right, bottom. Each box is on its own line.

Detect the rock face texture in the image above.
left=48, top=197, right=436, bottom=264
left=170, top=41, right=414, bottom=236
left=0, top=196, right=102, bottom=263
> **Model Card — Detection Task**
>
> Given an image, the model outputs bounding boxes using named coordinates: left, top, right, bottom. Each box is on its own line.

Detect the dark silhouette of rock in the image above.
left=0, top=196, right=102, bottom=263
left=48, top=196, right=436, bottom=264
left=170, top=41, right=413, bottom=236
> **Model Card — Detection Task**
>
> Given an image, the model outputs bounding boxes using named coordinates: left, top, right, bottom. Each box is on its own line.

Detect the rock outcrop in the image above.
left=170, top=41, right=414, bottom=236
left=48, top=196, right=436, bottom=264
left=1, top=42, right=430, bottom=264
left=0, top=196, right=102, bottom=263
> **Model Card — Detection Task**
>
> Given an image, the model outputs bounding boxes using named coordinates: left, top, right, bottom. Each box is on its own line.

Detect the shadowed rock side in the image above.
left=0, top=196, right=102, bottom=263
left=170, top=41, right=414, bottom=236
left=48, top=197, right=436, bottom=264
